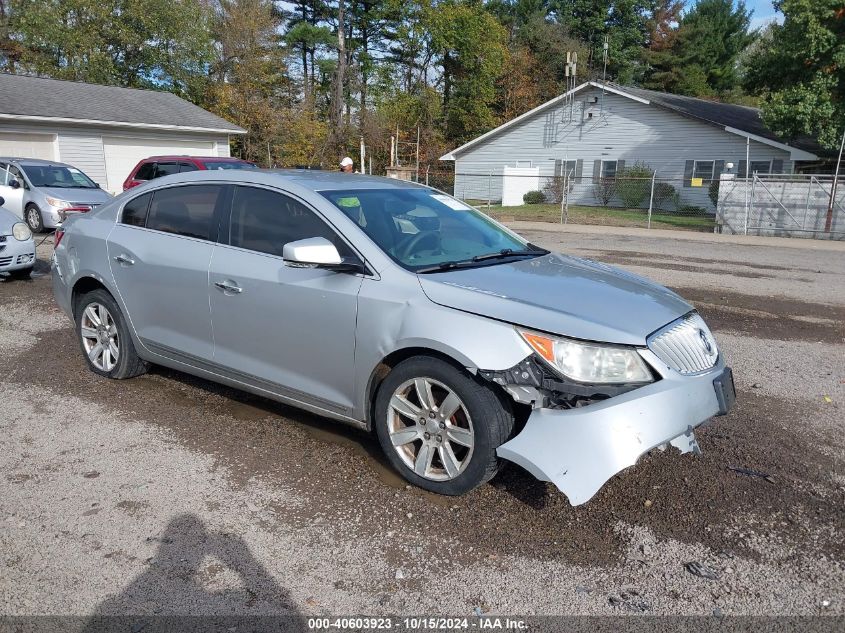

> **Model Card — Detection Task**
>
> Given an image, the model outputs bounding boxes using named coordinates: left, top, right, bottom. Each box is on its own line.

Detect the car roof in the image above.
left=141, top=156, right=253, bottom=162
left=0, top=157, right=74, bottom=166
left=264, top=169, right=429, bottom=191
left=148, top=168, right=430, bottom=192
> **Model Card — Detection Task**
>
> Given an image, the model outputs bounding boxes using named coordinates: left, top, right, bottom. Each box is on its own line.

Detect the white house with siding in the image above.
left=441, top=82, right=825, bottom=208
left=0, top=74, right=245, bottom=194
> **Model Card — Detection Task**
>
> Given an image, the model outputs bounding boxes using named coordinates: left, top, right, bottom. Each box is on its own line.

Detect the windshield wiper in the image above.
left=471, top=246, right=549, bottom=262
left=416, top=246, right=549, bottom=274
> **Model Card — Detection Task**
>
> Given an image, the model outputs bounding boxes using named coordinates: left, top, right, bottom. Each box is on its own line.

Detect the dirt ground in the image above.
left=1, top=226, right=843, bottom=619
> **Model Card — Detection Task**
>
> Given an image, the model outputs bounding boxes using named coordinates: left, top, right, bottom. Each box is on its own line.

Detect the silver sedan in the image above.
left=51, top=170, right=734, bottom=504
left=0, top=203, right=35, bottom=278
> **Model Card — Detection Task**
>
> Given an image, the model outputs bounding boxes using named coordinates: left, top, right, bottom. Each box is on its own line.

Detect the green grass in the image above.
left=475, top=202, right=715, bottom=232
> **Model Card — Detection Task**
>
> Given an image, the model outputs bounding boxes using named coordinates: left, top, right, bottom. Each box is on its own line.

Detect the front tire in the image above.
left=75, top=289, right=148, bottom=379
left=374, top=356, right=514, bottom=495
left=25, top=204, right=44, bottom=233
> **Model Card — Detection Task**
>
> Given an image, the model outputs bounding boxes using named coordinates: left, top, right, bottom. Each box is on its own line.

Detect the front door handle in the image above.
left=214, top=280, right=242, bottom=294
left=113, top=254, right=135, bottom=265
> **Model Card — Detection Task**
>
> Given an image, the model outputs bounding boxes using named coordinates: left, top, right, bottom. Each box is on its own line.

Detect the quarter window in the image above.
left=146, top=185, right=224, bottom=240
left=8, top=165, right=26, bottom=187
left=228, top=186, right=350, bottom=258
left=122, top=192, right=152, bottom=227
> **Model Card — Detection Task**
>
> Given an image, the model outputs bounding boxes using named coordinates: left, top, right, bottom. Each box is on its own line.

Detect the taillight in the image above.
left=54, top=228, right=65, bottom=249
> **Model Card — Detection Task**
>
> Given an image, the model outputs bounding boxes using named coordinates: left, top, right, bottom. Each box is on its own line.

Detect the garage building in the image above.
left=0, top=73, right=245, bottom=194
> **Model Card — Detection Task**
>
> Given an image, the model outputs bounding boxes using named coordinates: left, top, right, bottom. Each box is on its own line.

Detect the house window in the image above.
left=555, top=159, right=578, bottom=177
left=600, top=160, right=618, bottom=178
left=693, top=160, right=715, bottom=181
left=750, top=160, right=771, bottom=175
left=515, top=160, right=533, bottom=168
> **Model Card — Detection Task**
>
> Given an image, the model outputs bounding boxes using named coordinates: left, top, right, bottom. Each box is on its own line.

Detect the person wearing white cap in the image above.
left=339, top=156, right=354, bottom=173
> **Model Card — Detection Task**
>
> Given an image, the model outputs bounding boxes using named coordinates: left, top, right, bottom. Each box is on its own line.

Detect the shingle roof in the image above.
left=618, top=84, right=826, bottom=156
left=441, top=81, right=826, bottom=160
left=0, top=73, right=245, bottom=133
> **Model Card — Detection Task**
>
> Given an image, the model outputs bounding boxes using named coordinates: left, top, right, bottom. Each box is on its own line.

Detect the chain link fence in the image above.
left=716, top=173, right=844, bottom=239
left=422, top=170, right=717, bottom=232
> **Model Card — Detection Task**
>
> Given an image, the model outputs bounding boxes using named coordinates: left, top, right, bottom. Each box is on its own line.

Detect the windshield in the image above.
left=201, top=160, right=258, bottom=170
left=320, top=188, right=534, bottom=272
left=21, top=164, right=98, bottom=188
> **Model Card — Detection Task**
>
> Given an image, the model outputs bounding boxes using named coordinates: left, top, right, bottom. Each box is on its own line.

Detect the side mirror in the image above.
left=9, top=178, right=20, bottom=190
left=0, top=196, right=5, bottom=206
left=282, top=237, right=365, bottom=274
left=283, top=237, right=342, bottom=266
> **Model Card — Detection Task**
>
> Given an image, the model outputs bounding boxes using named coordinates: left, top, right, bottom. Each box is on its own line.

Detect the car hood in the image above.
left=417, top=253, right=693, bottom=346
left=39, top=187, right=112, bottom=204
left=0, top=207, right=19, bottom=233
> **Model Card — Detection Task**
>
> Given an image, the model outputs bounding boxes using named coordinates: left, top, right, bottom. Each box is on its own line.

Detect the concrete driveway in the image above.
left=1, top=226, right=843, bottom=618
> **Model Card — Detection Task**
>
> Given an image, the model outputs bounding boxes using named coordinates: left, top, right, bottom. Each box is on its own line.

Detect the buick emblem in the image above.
left=698, top=329, right=713, bottom=354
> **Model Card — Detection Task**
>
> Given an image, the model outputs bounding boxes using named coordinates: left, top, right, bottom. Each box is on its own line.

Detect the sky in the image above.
left=744, top=0, right=784, bottom=30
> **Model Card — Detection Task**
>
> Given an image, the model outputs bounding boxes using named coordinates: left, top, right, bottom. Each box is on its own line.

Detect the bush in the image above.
left=677, top=204, right=708, bottom=216
left=616, top=161, right=653, bottom=208
left=523, top=190, right=545, bottom=204
left=592, top=178, right=616, bottom=206
left=542, top=178, right=563, bottom=204
left=652, top=181, right=678, bottom=210
left=708, top=179, right=720, bottom=208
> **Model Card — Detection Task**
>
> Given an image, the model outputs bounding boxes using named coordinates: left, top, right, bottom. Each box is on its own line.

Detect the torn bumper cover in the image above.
left=496, top=352, right=735, bottom=505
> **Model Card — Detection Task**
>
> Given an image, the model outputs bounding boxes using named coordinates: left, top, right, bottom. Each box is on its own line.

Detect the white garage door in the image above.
left=0, top=132, right=56, bottom=160
left=103, top=136, right=215, bottom=193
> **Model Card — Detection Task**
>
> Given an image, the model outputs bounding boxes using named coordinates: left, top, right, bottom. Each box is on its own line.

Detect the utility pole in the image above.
left=329, top=0, right=347, bottom=155
left=600, top=36, right=608, bottom=116
left=415, top=126, right=420, bottom=182
left=824, top=128, right=845, bottom=233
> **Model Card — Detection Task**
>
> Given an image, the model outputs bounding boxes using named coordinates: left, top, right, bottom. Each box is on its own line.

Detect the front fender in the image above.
left=352, top=273, right=533, bottom=421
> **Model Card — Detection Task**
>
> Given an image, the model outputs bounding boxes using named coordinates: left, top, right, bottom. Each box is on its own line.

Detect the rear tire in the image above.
left=74, top=289, right=148, bottom=379
left=374, top=356, right=514, bottom=495
left=25, top=204, right=44, bottom=233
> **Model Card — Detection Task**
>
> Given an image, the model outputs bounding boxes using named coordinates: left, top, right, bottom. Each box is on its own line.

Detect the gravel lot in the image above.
left=1, top=226, right=843, bottom=619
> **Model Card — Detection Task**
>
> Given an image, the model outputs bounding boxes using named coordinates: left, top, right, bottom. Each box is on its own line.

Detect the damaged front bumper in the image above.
left=495, top=351, right=735, bottom=505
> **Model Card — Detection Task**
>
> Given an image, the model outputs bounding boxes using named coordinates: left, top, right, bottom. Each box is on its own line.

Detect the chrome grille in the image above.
left=648, top=313, right=719, bottom=375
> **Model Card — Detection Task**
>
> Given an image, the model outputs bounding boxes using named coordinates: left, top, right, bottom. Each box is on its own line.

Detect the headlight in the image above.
left=45, top=197, right=70, bottom=208
left=518, top=328, right=653, bottom=384
left=12, top=222, right=32, bottom=241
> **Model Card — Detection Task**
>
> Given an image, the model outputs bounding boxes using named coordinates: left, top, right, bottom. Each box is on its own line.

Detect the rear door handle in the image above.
left=113, top=254, right=135, bottom=265
left=214, top=280, right=242, bottom=294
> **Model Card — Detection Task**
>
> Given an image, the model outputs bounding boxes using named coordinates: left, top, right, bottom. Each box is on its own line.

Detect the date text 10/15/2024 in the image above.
left=307, top=617, right=529, bottom=630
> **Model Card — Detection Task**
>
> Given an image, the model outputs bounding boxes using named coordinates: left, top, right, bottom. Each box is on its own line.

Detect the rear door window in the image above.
left=135, top=162, right=156, bottom=181
left=153, top=162, right=180, bottom=179
left=179, top=162, right=199, bottom=173
left=122, top=192, right=152, bottom=227
left=146, top=185, right=225, bottom=241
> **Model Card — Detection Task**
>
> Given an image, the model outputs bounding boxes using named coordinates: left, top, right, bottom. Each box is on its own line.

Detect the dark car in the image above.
left=122, top=156, right=257, bottom=191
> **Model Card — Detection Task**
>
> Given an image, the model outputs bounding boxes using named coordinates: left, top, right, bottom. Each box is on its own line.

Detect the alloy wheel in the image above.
left=80, top=302, right=119, bottom=372
left=27, top=208, right=41, bottom=231
left=387, top=377, right=474, bottom=481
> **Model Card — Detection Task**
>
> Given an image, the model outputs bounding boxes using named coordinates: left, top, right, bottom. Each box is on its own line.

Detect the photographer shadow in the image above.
left=81, top=513, right=305, bottom=633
